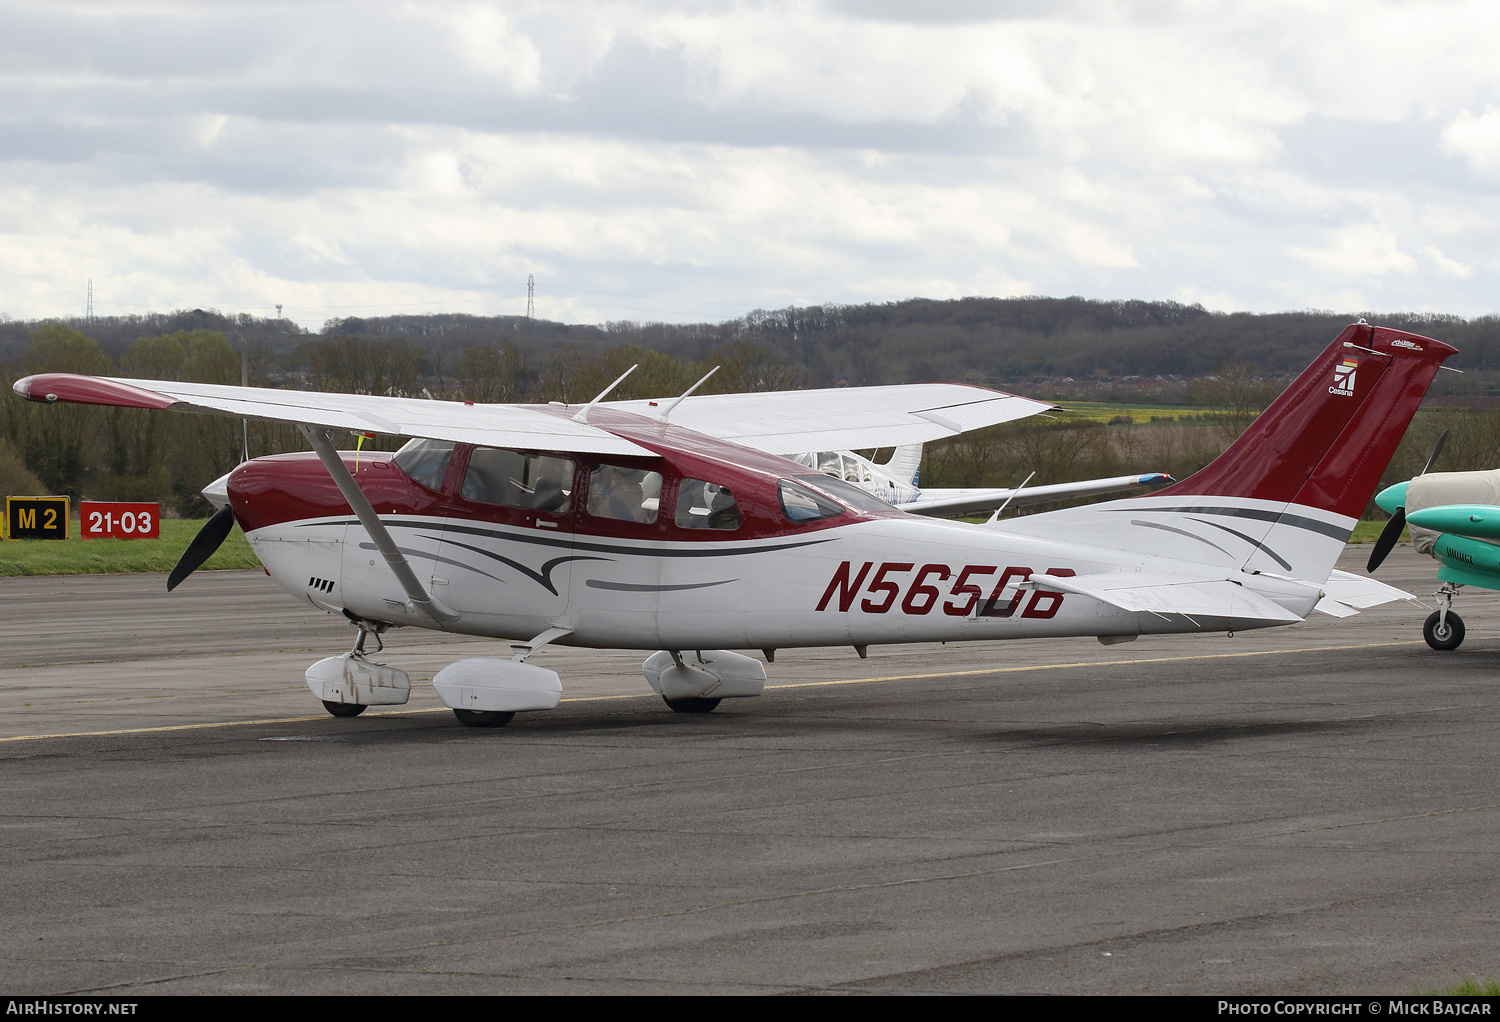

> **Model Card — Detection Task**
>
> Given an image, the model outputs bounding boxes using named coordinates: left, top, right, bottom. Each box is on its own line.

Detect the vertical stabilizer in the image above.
left=883, top=444, right=924, bottom=487
left=1159, top=323, right=1455, bottom=519
left=995, top=323, right=1456, bottom=584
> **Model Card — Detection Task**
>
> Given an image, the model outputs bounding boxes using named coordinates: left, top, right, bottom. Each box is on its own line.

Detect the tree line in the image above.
left=2, top=295, right=1497, bottom=518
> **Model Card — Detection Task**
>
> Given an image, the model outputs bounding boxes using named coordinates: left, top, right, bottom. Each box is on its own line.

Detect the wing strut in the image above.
left=299, top=424, right=459, bottom=625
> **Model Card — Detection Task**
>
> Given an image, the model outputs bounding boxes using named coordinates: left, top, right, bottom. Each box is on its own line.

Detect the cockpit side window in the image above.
left=587, top=465, right=662, bottom=524
left=462, top=448, right=574, bottom=513
left=675, top=478, right=741, bottom=530
left=778, top=478, right=846, bottom=523
left=794, top=474, right=896, bottom=513
left=392, top=438, right=455, bottom=492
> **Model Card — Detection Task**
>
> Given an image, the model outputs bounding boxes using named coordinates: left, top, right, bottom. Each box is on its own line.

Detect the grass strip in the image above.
left=0, top=518, right=260, bottom=577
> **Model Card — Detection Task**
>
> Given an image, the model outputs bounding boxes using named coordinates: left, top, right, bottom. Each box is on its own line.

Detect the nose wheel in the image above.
left=1424, top=584, right=1465, bottom=650
left=1424, top=610, right=1465, bottom=650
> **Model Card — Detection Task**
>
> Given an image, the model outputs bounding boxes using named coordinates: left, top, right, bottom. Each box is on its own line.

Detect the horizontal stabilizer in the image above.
left=1024, top=572, right=1304, bottom=624
left=1316, top=568, right=1415, bottom=613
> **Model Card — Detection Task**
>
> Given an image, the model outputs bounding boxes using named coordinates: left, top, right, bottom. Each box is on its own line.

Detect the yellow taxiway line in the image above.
left=0, top=638, right=1422, bottom=745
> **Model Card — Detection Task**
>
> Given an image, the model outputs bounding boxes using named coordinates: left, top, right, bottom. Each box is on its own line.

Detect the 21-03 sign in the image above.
left=81, top=501, right=159, bottom=539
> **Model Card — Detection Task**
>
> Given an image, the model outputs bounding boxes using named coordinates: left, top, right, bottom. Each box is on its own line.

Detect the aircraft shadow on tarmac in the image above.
left=975, top=717, right=1365, bottom=749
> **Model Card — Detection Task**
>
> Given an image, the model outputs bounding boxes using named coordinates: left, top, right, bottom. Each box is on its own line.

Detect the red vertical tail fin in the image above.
left=1159, top=323, right=1456, bottom=519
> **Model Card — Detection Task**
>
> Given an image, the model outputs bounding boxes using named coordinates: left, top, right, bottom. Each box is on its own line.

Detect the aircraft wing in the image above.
left=12, top=373, right=654, bottom=456
left=604, top=384, right=1054, bottom=455
left=1313, top=568, right=1415, bottom=617
left=904, top=473, right=1174, bottom=517
left=1024, top=572, right=1305, bottom=625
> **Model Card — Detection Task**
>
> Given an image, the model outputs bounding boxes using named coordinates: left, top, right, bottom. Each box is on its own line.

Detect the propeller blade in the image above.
left=1366, top=505, right=1406, bottom=574
left=167, top=504, right=236, bottom=592
left=1421, top=429, right=1450, bottom=476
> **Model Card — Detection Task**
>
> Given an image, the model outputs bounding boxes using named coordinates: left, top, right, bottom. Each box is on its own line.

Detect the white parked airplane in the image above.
left=787, top=444, right=1173, bottom=517
left=14, top=322, right=1439, bottom=728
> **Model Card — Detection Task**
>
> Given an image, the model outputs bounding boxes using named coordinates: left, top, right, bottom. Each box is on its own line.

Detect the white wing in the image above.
left=604, top=384, right=1053, bottom=455
left=13, top=374, right=653, bottom=456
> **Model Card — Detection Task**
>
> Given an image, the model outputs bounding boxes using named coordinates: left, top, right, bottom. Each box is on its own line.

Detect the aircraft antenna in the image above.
left=240, top=334, right=249, bottom=462
left=655, top=365, right=720, bottom=423
left=986, top=470, right=1035, bottom=524
left=572, top=363, right=638, bottom=423
left=527, top=274, right=534, bottom=322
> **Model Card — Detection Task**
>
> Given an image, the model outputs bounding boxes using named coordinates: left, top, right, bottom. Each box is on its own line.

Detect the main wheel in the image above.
left=1424, top=610, right=1465, bottom=651
left=453, top=708, right=515, bottom=728
left=323, top=700, right=366, bottom=717
left=664, top=697, right=721, bottom=714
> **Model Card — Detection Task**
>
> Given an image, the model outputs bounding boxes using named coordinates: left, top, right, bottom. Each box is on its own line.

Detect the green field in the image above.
left=0, top=518, right=260, bottom=577
left=1052, top=401, right=1216, bottom=423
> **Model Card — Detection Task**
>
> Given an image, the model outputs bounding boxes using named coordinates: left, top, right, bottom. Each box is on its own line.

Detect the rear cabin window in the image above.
left=675, top=478, right=741, bottom=531
left=587, top=465, right=662, bottom=524
left=392, top=438, right=455, bottom=491
left=462, top=448, right=574, bottom=513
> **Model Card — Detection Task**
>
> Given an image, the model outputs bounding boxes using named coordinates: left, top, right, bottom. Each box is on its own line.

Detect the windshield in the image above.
left=392, top=438, right=455, bottom=491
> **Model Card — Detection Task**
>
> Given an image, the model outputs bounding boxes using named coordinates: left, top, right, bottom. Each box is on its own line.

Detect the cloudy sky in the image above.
left=1, top=0, right=1497, bottom=328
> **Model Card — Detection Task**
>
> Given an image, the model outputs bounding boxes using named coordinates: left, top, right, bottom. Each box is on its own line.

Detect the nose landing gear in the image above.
left=1424, top=583, right=1465, bottom=650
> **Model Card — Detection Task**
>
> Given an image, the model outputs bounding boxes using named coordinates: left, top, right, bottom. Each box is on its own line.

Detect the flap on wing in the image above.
left=1026, top=572, right=1303, bottom=624
left=1320, top=568, right=1416, bottom=610
left=604, top=384, right=1053, bottom=454
left=14, top=374, right=653, bottom=456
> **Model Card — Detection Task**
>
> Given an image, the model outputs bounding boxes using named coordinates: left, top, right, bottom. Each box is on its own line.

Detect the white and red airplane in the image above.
left=13, top=321, right=1448, bottom=728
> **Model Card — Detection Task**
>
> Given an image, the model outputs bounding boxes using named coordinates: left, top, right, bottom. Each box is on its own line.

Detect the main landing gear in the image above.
left=452, top=709, right=515, bottom=728
left=664, top=697, right=722, bottom=714
left=1424, top=583, right=1466, bottom=651
left=321, top=620, right=381, bottom=717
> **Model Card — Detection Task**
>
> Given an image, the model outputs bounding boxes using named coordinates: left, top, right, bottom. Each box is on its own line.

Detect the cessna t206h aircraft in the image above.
left=13, top=322, right=1449, bottom=728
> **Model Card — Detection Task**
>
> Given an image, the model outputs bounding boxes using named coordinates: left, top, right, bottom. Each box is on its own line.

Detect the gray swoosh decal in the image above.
left=585, top=579, right=739, bottom=592
left=356, top=541, right=506, bottom=584
left=430, top=535, right=610, bottom=596
left=1190, top=518, right=1293, bottom=572
left=1105, top=505, right=1350, bottom=541
left=317, top=518, right=838, bottom=559
left=1129, top=520, right=1234, bottom=557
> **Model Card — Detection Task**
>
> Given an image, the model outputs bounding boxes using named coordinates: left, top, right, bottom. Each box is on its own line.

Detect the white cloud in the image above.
left=1441, top=106, right=1500, bottom=179
left=0, top=0, right=1497, bottom=327
left=1289, top=224, right=1417, bottom=277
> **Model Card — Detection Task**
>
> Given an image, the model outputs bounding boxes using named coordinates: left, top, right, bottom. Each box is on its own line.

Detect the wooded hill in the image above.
left=2, top=296, right=1495, bottom=516
left=5, top=296, right=1496, bottom=393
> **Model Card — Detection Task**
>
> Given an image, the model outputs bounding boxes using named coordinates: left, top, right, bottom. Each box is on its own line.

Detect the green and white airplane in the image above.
left=1368, top=431, right=1500, bottom=650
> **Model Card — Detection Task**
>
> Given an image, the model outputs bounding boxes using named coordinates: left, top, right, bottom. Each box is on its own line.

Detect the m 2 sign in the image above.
left=6, top=496, right=69, bottom=540
left=80, top=502, right=160, bottom=539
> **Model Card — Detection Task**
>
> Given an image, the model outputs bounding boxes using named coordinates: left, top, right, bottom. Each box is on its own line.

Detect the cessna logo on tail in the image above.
left=1330, top=358, right=1358, bottom=397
